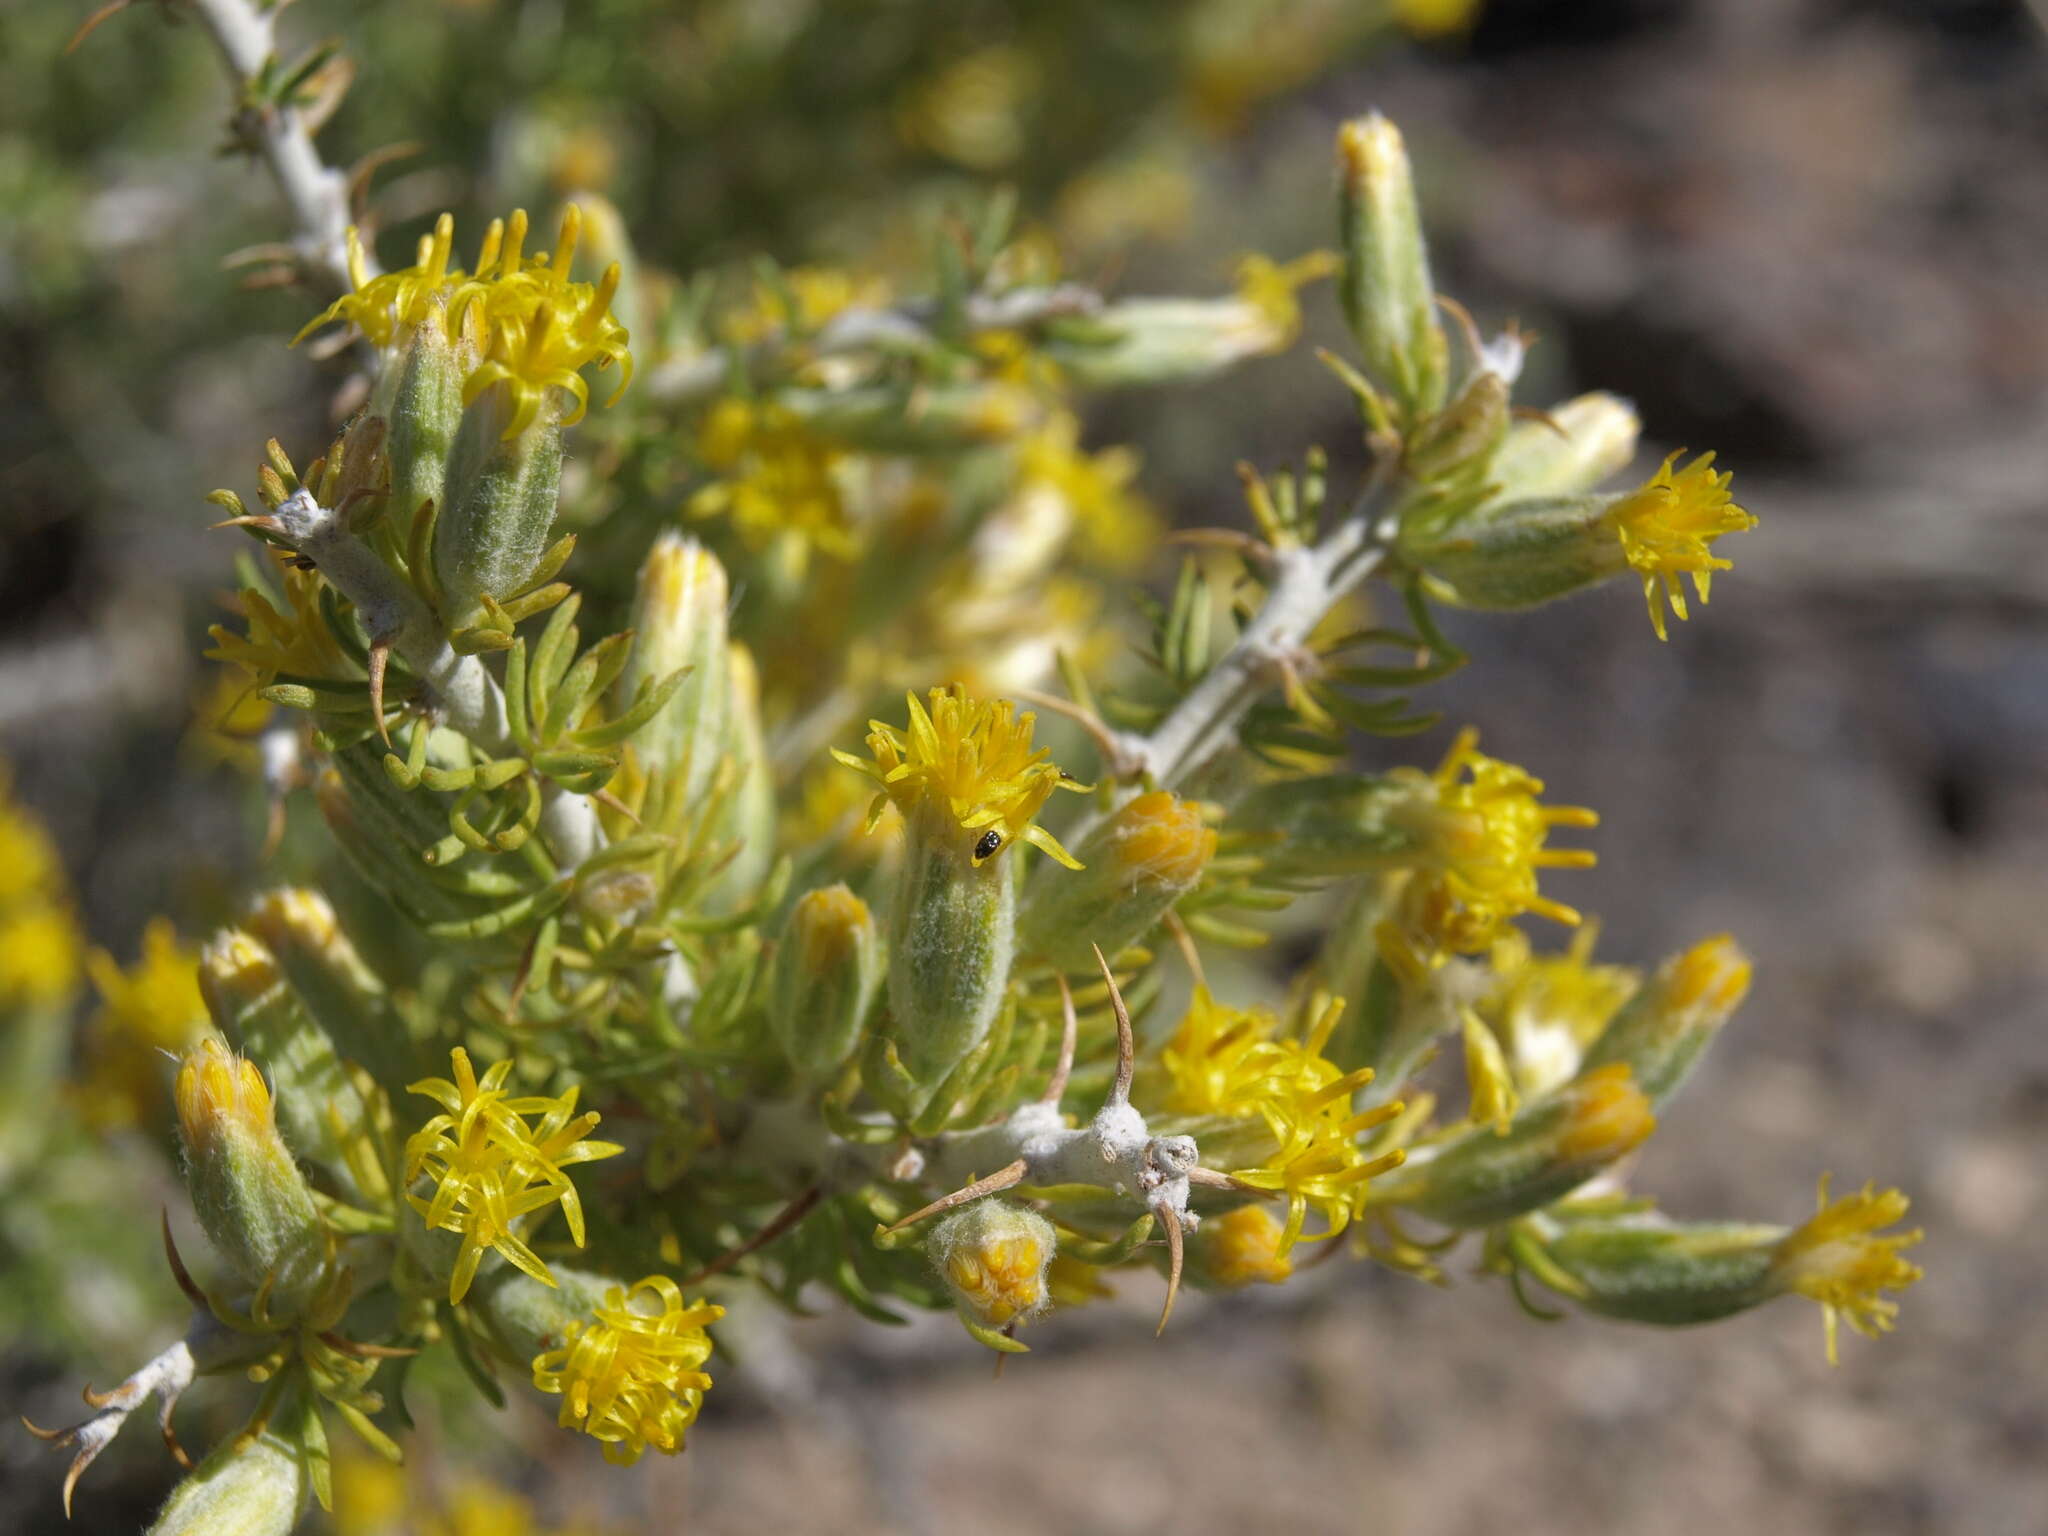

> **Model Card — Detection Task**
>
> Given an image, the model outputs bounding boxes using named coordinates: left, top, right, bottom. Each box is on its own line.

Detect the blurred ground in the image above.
left=5, top=1, right=2047, bottom=1532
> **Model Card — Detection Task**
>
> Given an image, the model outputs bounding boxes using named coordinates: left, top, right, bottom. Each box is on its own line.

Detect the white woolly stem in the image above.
left=184, top=0, right=365, bottom=292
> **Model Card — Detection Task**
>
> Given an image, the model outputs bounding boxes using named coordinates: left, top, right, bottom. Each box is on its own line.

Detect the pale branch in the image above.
left=645, top=284, right=1104, bottom=404
left=183, top=0, right=367, bottom=293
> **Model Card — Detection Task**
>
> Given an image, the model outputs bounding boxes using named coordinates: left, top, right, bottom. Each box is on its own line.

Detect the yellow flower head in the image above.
left=833, top=685, right=1088, bottom=867
left=1233, top=250, right=1342, bottom=354
left=0, top=767, right=65, bottom=912
left=1158, top=990, right=1399, bottom=1251
left=404, top=1048, right=624, bottom=1305
left=1014, top=411, right=1161, bottom=571
left=1551, top=1062, right=1657, bottom=1166
left=1609, top=451, right=1758, bottom=642
left=931, top=1201, right=1054, bottom=1329
left=0, top=904, right=84, bottom=1011
left=687, top=397, right=853, bottom=557
left=205, top=556, right=354, bottom=687
left=1393, top=728, right=1599, bottom=958
left=1202, top=1204, right=1295, bottom=1288
left=1770, top=1176, right=1925, bottom=1365
left=1483, top=925, right=1640, bottom=1096
left=532, top=1275, right=723, bottom=1465
left=81, top=917, right=207, bottom=1126
left=174, top=1035, right=277, bottom=1155
left=299, top=207, right=632, bottom=440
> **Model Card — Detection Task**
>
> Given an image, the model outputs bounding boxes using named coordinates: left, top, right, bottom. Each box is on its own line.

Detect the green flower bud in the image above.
left=146, top=1385, right=310, bottom=1536
left=313, top=752, right=488, bottom=929
left=1539, top=1214, right=1784, bottom=1327
left=1336, top=114, right=1449, bottom=420
left=242, top=887, right=417, bottom=1098
left=434, top=385, right=565, bottom=630
left=1019, top=791, right=1215, bottom=969
left=1488, top=391, right=1641, bottom=503
left=770, top=885, right=883, bottom=1074
left=1579, top=935, right=1751, bottom=1107
left=174, top=1037, right=327, bottom=1317
left=381, top=304, right=466, bottom=532
left=1367, top=1062, right=1656, bottom=1228
left=707, top=643, right=776, bottom=910
left=931, top=1200, right=1054, bottom=1330
left=888, top=805, right=1017, bottom=1086
left=617, top=533, right=730, bottom=810
left=1403, top=494, right=1624, bottom=611
left=1404, top=368, right=1509, bottom=489
left=198, top=928, right=384, bottom=1206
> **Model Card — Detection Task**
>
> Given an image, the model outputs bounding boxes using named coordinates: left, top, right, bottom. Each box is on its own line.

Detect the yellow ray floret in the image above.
left=1769, top=1175, right=1925, bottom=1365
left=832, top=684, right=1089, bottom=866
left=1610, top=451, right=1758, bottom=641
left=403, top=1047, right=623, bottom=1304
left=532, top=1275, right=723, bottom=1465
left=297, top=207, right=633, bottom=441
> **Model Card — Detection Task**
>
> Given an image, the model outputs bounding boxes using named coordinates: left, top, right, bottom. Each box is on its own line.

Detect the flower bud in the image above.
left=434, top=386, right=566, bottom=630
left=146, top=1385, right=310, bottom=1536
left=1579, top=935, right=1750, bottom=1108
left=931, top=1200, right=1054, bottom=1329
left=617, top=533, right=731, bottom=810
left=1198, top=1204, right=1294, bottom=1289
left=1402, top=495, right=1625, bottom=612
left=1488, top=391, right=1641, bottom=504
left=381, top=304, right=466, bottom=531
left=199, top=928, right=383, bottom=1206
left=770, top=885, right=883, bottom=1074
left=887, top=804, right=1018, bottom=1086
left=1403, top=368, right=1509, bottom=488
left=1336, top=114, right=1448, bottom=420
left=1541, top=1214, right=1783, bottom=1327
left=1367, top=1062, right=1654, bottom=1228
left=313, top=754, right=480, bottom=929
left=706, top=643, right=776, bottom=910
left=243, top=887, right=417, bottom=1097
left=174, top=1037, right=327, bottom=1317
left=1018, top=791, right=1214, bottom=968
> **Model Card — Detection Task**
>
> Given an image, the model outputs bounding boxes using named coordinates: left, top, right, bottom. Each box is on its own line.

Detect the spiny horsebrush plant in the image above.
left=22, top=3, right=1921, bottom=1530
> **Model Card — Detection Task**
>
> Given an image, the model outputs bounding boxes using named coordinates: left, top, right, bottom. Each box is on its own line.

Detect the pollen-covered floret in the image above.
left=1608, top=450, right=1758, bottom=642
left=1769, top=1176, right=1924, bottom=1364
left=833, top=684, right=1089, bottom=867
left=403, top=1048, right=623, bottom=1304
left=531, top=1275, right=724, bottom=1465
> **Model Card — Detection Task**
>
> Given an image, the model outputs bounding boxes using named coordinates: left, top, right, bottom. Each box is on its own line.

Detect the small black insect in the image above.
left=973, top=829, right=1003, bottom=861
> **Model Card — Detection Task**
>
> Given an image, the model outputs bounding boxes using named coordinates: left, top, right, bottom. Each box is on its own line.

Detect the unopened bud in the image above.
left=1336, top=114, right=1448, bottom=420
left=1368, top=1062, right=1655, bottom=1228
left=199, top=927, right=383, bottom=1206
left=887, top=802, right=1017, bottom=1086
left=174, top=1037, right=327, bottom=1316
left=1402, top=494, right=1624, bottom=612
left=1541, top=1214, right=1783, bottom=1326
left=931, top=1200, right=1054, bottom=1329
left=146, top=1384, right=311, bottom=1536
left=770, top=885, right=883, bottom=1074
left=618, top=533, right=731, bottom=809
left=707, top=643, right=776, bottom=910
left=434, top=384, right=566, bottom=630
left=1580, top=935, right=1750, bottom=1107
left=1198, top=1204, right=1295, bottom=1289
left=243, top=887, right=416, bottom=1096
left=1489, top=392, right=1642, bottom=504
left=1232, top=773, right=1430, bottom=882
left=381, top=304, right=466, bottom=532
left=1019, top=791, right=1214, bottom=968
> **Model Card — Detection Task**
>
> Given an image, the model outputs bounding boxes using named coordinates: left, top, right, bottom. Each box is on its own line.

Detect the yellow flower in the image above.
left=0, top=768, right=65, bottom=911
left=1202, top=1204, right=1295, bottom=1288
left=687, top=397, right=853, bottom=557
left=1157, top=990, right=1398, bottom=1251
left=173, top=1035, right=276, bottom=1155
left=532, top=1275, right=723, bottom=1465
left=1232, top=250, right=1341, bottom=354
left=404, top=1048, right=624, bottom=1304
left=1390, top=728, right=1599, bottom=959
left=0, top=904, right=84, bottom=1011
left=1482, top=925, right=1640, bottom=1095
left=299, top=207, right=632, bottom=440
left=832, top=685, right=1088, bottom=867
left=1770, top=1176, right=1924, bottom=1365
left=1013, top=412, right=1161, bottom=571
left=205, top=555, right=353, bottom=686
left=1609, top=451, right=1758, bottom=642
left=80, top=917, right=207, bottom=1127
